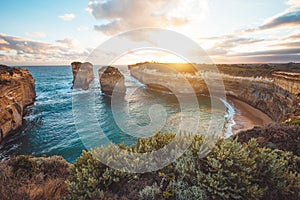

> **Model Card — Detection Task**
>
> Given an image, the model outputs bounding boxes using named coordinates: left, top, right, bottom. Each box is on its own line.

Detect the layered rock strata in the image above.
left=0, top=65, right=36, bottom=142
left=128, top=63, right=300, bottom=122
left=98, top=66, right=126, bottom=95
left=71, top=62, right=94, bottom=90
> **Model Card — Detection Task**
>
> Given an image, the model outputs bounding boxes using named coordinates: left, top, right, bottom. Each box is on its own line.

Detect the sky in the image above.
left=0, top=0, right=299, bottom=65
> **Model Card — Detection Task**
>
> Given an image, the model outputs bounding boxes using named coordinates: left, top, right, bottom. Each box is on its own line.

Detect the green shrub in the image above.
left=286, top=118, right=300, bottom=126
left=175, top=138, right=300, bottom=200
left=171, top=180, right=207, bottom=200
left=65, top=151, right=105, bottom=199
left=139, top=182, right=161, bottom=200
left=65, top=150, right=135, bottom=200
left=66, top=133, right=300, bottom=200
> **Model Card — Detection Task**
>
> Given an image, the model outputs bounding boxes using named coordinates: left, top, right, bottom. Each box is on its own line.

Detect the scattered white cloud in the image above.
left=286, top=0, right=300, bottom=8
left=259, top=10, right=300, bottom=30
left=244, top=0, right=300, bottom=32
left=88, top=0, right=208, bottom=35
left=199, top=0, right=300, bottom=63
left=25, top=32, right=47, bottom=38
left=56, top=38, right=80, bottom=49
left=0, top=34, right=89, bottom=65
left=58, top=13, right=76, bottom=21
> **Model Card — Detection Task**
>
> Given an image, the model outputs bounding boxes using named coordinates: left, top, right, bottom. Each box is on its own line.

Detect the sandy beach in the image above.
left=226, top=96, right=273, bottom=135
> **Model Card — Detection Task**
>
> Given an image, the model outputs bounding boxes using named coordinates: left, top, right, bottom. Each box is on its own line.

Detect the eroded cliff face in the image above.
left=216, top=64, right=300, bottom=122
left=222, top=74, right=300, bottom=122
left=273, top=71, right=300, bottom=96
left=71, top=62, right=94, bottom=90
left=129, top=63, right=208, bottom=94
left=128, top=63, right=300, bottom=122
left=99, top=66, right=126, bottom=95
left=0, top=65, right=36, bottom=142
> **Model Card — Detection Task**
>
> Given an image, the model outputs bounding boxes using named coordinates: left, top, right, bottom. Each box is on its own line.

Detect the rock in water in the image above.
left=98, top=66, right=126, bottom=95
left=0, top=65, right=36, bottom=142
left=71, top=62, right=94, bottom=90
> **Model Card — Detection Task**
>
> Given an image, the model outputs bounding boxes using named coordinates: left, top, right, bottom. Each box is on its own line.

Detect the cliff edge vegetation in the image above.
left=1, top=130, right=299, bottom=200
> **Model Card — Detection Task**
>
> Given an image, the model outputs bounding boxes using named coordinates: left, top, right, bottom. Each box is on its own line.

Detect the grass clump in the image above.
left=0, top=155, right=69, bottom=200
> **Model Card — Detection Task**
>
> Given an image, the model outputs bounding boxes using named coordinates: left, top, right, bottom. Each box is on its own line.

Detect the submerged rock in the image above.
left=0, top=65, right=36, bottom=142
left=71, top=62, right=94, bottom=90
left=98, top=66, right=126, bottom=95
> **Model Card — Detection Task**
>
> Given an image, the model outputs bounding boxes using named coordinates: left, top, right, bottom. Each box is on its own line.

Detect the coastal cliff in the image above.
left=222, top=73, right=300, bottom=122
left=98, top=66, right=126, bottom=95
left=0, top=65, right=36, bottom=142
left=128, top=63, right=300, bottom=122
left=129, top=63, right=208, bottom=94
left=71, top=62, right=94, bottom=90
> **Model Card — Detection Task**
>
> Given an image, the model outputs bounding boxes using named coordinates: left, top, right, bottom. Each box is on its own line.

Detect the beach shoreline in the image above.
left=226, top=95, right=273, bottom=135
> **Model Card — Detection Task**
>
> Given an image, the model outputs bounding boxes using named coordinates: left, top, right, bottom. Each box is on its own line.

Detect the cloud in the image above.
left=0, top=34, right=89, bottom=65
left=25, top=32, right=47, bottom=38
left=0, top=34, right=55, bottom=54
left=215, top=36, right=264, bottom=49
left=234, top=48, right=300, bottom=57
left=58, top=13, right=75, bottom=21
left=259, top=10, right=300, bottom=30
left=243, top=0, right=300, bottom=32
left=56, top=38, right=79, bottom=49
left=271, top=41, right=300, bottom=48
left=215, top=54, right=300, bottom=63
left=284, top=31, right=300, bottom=40
left=287, top=0, right=300, bottom=8
left=247, top=0, right=300, bottom=32
left=88, top=0, right=206, bottom=35
left=205, top=35, right=265, bottom=56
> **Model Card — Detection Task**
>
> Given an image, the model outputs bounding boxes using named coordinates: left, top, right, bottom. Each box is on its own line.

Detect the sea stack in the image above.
left=71, top=62, right=94, bottom=90
left=0, top=65, right=36, bottom=142
left=98, top=66, right=126, bottom=95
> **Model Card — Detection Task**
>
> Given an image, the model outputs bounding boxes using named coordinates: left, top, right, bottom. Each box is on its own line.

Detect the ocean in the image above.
left=0, top=66, right=234, bottom=163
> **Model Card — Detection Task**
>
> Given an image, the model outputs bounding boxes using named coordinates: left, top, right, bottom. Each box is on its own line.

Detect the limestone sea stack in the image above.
left=0, top=65, right=36, bottom=142
left=98, top=66, right=126, bottom=95
left=71, top=62, right=94, bottom=90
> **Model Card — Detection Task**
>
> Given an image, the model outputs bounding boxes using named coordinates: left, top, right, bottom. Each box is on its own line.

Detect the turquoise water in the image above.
left=0, top=66, right=232, bottom=163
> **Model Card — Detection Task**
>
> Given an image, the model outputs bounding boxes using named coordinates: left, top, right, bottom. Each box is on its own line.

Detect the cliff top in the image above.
left=129, top=62, right=300, bottom=78
left=99, top=66, right=124, bottom=78
left=0, top=65, right=30, bottom=86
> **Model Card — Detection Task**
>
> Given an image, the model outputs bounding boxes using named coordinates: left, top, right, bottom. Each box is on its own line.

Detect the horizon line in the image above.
left=7, top=61, right=299, bottom=67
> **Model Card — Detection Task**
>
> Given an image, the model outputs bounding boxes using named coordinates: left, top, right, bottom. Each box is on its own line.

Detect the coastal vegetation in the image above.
left=2, top=129, right=298, bottom=200
left=236, top=123, right=300, bottom=156
left=0, top=155, right=69, bottom=200
left=64, top=132, right=300, bottom=200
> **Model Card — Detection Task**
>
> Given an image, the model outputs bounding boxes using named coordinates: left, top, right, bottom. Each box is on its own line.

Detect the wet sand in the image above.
left=226, top=96, right=273, bottom=135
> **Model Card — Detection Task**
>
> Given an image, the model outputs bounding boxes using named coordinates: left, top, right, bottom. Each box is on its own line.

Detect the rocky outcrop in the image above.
left=128, top=63, right=300, bottom=122
left=71, top=62, right=94, bottom=90
left=98, top=66, right=126, bottom=95
left=0, top=65, right=36, bottom=142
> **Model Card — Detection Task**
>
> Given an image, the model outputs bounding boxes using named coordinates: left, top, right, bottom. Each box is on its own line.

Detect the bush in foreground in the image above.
left=236, top=123, right=300, bottom=156
left=65, top=132, right=300, bottom=200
